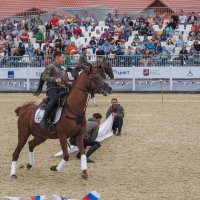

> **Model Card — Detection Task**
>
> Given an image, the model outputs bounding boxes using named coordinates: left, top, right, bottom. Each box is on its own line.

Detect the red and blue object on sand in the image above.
left=31, top=195, right=46, bottom=200
left=82, top=191, right=100, bottom=200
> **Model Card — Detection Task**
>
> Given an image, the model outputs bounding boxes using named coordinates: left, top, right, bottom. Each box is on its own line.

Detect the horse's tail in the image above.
left=34, top=73, right=44, bottom=96
left=15, top=102, right=35, bottom=117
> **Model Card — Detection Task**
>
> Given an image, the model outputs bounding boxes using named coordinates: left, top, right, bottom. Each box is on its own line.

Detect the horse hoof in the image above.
left=81, top=170, right=88, bottom=180
left=50, top=165, right=57, bottom=171
left=26, top=163, right=32, bottom=169
left=11, top=174, right=17, bottom=179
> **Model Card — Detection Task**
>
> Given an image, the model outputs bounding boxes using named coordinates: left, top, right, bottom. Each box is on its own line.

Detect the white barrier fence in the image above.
left=0, top=66, right=199, bottom=91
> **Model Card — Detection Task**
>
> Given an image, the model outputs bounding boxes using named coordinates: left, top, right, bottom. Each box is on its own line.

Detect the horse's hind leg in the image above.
left=10, top=128, right=30, bottom=178
left=75, top=132, right=88, bottom=180
left=27, top=136, right=47, bottom=169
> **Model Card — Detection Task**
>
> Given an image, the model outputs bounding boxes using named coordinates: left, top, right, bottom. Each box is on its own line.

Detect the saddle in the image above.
left=34, top=90, right=67, bottom=133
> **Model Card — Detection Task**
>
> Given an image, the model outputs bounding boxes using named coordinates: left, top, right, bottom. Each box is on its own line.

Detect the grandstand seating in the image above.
left=0, top=3, right=200, bottom=68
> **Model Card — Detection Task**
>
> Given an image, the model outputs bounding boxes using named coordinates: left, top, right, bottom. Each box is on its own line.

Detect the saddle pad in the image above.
left=67, top=72, right=74, bottom=81
left=67, top=70, right=83, bottom=81
left=34, top=107, right=63, bottom=124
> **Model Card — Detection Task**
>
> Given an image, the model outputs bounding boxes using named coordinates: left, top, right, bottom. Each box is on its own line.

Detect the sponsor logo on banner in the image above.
left=112, top=67, right=133, bottom=79
left=143, top=68, right=162, bottom=77
left=187, top=69, right=193, bottom=77
left=36, top=72, right=42, bottom=77
left=8, top=71, right=14, bottom=78
left=33, top=68, right=45, bottom=78
left=113, top=69, right=131, bottom=75
left=135, top=67, right=170, bottom=78
left=172, top=67, right=200, bottom=78
left=149, top=69, right=161, bottom=76
left=143, top=69, right=149, bottom=76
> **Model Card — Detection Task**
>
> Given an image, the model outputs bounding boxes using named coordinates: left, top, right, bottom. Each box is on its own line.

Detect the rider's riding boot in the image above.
left=40, top=103, right=52, bottom=129
left=87, top=158, right=95, bottom=163
left=86, top=144, right=101, bottom=163
left=40, top=117, right=47, bottom=129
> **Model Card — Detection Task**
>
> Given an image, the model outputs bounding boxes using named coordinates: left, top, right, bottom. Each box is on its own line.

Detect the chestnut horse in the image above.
left=10, top=66, right=112, bottom=180
left=96, top=59, right=114, bottom=80
left=89, top=59, right=114, bottom=105
left=65, top=59, right=114, bottom=83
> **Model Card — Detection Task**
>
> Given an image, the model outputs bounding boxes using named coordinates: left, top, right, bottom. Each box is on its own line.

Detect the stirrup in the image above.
left=48, top=123, right=56, bottom=134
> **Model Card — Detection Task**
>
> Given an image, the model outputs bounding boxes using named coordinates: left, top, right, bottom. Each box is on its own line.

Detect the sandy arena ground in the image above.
left=1, top=93, right=200, bottom=200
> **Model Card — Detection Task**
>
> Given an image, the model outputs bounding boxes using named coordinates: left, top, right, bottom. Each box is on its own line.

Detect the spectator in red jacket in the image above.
left=51, top=14, right=59, bottom=27
left=20, top=31, right=29, bottom=43
left=192, top=22, right=200, bottom=33
left=101, top=28, right=111, bottom=40
left=73, top=26, right=83, bottom=36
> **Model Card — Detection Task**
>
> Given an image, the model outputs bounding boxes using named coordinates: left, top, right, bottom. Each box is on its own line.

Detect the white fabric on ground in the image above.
left=54, top=114, right=114, bottom=157
left=5, top=197, right=20, bottom=200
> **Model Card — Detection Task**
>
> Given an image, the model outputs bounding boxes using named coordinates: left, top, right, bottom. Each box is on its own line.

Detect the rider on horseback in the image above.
left=79, top=48, right=91, bottom=69
left=38, top=51, right=69, bottom=129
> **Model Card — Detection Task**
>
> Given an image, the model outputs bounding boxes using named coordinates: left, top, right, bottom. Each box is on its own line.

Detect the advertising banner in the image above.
left=0, top=67, right=45, bottom=79
left=1, top=66, right=200, bottom=92
left=172, top=67, right=200, bottom=79
left=0, top=68, right=28, bottom=79
left=134, top=67, right=170, bottom=79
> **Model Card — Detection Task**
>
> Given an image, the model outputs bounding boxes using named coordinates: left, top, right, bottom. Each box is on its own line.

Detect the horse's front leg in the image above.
left=75, top=131, right=88, bottom=180
left=50, top=135, right=69, bottom=172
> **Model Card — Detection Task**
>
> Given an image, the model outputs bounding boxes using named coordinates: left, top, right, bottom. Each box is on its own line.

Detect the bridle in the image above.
left=88, top=72, right=108, bottom=95
left=67, top=71, right=107, bottom=95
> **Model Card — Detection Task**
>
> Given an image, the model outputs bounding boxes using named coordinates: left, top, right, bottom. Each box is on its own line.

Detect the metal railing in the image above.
left=0, top=54, right=200, bottom=68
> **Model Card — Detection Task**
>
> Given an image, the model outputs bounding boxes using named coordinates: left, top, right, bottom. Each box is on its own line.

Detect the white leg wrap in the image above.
left=92, top=97, right=96, bottom=104
left=81, top=154, right=87, bottom=171
left=28, top=152, right=35, bottom=165
left=56, top=159, right=68, bottom=171
left=10, top=161, right=17, bottom=177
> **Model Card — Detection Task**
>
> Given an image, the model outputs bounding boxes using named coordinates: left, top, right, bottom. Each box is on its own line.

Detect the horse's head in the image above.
left=85, top=64, right=112, bottom=96
left=97, top=58, right=114, bottom=79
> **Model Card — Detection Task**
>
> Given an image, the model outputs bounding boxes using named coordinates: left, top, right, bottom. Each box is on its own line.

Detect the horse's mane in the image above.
left=15, top=102, right=36, bottom=117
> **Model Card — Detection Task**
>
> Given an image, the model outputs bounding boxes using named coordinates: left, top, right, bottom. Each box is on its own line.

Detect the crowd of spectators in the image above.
left=0, top=10, right=200, bottom=67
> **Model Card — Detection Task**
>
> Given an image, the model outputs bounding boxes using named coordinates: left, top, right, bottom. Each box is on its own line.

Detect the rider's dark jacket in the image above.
left=79, top=53, right=90, bottom=69
left=42, top=61, right=66, bottom=89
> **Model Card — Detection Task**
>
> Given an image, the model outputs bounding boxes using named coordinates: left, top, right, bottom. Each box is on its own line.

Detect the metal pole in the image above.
left=169, top=65, right=173, bottom=91
left=160, top=79, right=163, bottom=103
left=27, top=64, right=30, bottom=91
left=132, top=65, right=135, bottom=91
